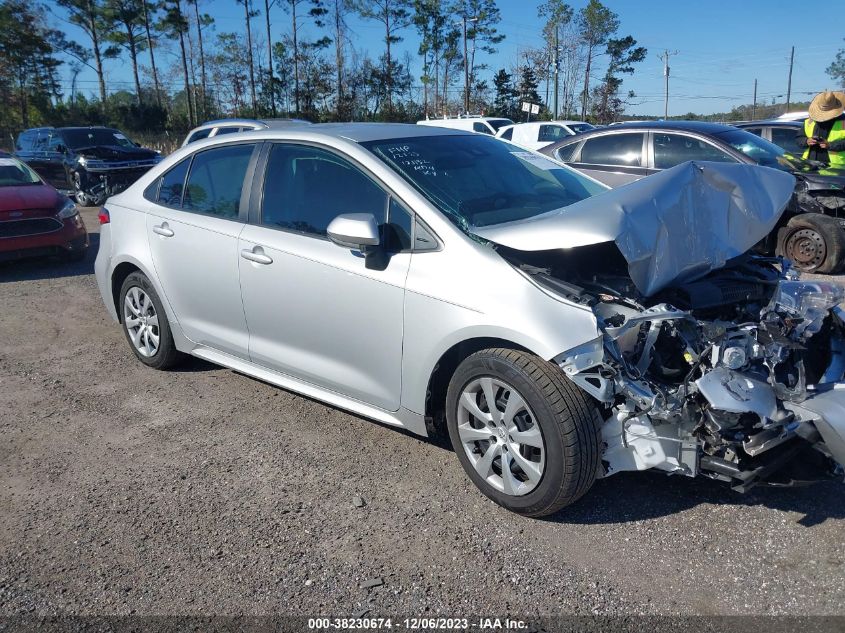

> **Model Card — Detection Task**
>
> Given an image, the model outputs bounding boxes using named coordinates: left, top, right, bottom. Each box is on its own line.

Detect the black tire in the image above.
left=776, top=213, right=845, bottom=274
left=118, top=271, right=184, bottom=369
left=446, top=348, right=601, bottom=517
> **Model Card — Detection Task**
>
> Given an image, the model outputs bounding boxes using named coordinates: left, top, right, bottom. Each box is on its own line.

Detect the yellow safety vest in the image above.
left=803, top=118, right=845, bottom=167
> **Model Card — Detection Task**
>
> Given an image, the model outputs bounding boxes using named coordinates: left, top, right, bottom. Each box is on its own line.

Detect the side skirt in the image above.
left=190, top=346, right=429, bottom=437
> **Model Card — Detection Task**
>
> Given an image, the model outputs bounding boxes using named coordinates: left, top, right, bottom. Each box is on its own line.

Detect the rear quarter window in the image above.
left=144, top=157, right=191, bottom=206
left=555, top=141, right=580, bottom=163
left=186, top=128, right=212, bottom=144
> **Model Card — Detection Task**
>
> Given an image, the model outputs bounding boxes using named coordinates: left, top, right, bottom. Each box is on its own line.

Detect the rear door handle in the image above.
left=152, top=223, right=174, bottom=237
left=241, top=247, right=273, bottom=265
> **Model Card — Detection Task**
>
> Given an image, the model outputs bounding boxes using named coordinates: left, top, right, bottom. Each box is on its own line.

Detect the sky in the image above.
left=51, top=0, right=844, bottom=117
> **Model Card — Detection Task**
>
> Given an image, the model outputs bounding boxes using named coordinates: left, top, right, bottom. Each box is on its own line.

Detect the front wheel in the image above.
left=446, top=348, right=601, bottom=517
left=119, top=272, right=184, bottom=369
left=777, top=213, right=845, bottom=274
left=72, top=172, right=106, bottom=207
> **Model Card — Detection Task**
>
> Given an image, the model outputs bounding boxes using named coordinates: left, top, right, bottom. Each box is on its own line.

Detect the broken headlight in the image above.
left=764, top=280, right=845, bottom=338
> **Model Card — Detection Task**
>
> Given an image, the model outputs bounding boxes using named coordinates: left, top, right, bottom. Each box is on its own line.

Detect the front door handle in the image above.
left=152, top=223, right=174, bottom=237
left=241, top=247, right=273, bottom=265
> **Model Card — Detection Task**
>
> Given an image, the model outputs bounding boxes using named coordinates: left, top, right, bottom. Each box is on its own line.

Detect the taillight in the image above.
left=98, top=208, right=110, bottom=225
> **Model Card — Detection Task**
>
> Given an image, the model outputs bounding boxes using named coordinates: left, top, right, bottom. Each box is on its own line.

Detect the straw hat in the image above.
left=809, top=90, right=845, bottom=122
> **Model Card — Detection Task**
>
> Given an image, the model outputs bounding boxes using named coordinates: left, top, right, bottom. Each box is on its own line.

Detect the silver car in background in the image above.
left=95, top=124, right=845, bottom=516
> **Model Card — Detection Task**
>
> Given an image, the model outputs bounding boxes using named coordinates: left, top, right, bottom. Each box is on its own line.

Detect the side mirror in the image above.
left=327, top=213, right=380, bottom=250
left=55, top=144, right=67, bottom=154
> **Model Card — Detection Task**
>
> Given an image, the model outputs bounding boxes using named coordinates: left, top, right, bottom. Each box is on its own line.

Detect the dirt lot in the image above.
left=1, top=207, right=844, bottom=618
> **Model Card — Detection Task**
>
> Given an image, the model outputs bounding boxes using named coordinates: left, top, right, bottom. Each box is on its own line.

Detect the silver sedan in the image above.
left=95, top=123, right=845, bottom=516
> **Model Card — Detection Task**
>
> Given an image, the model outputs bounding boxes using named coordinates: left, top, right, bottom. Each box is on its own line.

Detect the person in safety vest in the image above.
left=796, top=90, right=845, bottom=167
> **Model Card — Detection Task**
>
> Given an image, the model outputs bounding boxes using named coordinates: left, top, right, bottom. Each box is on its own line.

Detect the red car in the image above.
left=0, top=152, right=88, bottom=262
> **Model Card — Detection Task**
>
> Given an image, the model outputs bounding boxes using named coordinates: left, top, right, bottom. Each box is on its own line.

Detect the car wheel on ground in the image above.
left=445, top=348, right=601, bottom=517
left=777, top=213, right=845, bottom=274
left=119, top=272, right=184, bottom=369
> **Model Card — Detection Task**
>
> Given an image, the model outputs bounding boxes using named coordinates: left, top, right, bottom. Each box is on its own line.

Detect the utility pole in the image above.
left=752, top=78, right=757, bottom=120
left=553, top=25, right=559, bottom=119
left=658, top=50, right=678, bottom=119
left=785, top=46, right=794, bottom=114
left=460, top=15, right=477, bottom=114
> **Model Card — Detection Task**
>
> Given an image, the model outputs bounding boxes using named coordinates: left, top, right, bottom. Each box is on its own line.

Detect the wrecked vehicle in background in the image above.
left=15, top=126, right=162, bottom=207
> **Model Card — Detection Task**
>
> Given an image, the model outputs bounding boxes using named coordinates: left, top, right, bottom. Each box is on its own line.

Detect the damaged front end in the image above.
left=479, top=161, right=845, bottom=491
left=556, top=271, right=845, bottom=490
left=73, top=146, right=161, bottom=205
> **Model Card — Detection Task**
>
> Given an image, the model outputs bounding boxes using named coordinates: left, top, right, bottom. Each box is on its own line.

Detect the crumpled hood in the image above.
left=474, top=161, right=796, bottom=296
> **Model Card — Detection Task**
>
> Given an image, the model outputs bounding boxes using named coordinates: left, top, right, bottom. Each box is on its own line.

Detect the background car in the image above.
left=14, top=126, right=161, bottom=207
left=182, top=118, right=312, bottom=146
left=732, top=119, right=803, bottom=154
left=416, top=115, right=514, bottom=135
left=0, top=152, right=88, bottom=262
left=540, top=121, right=845, bottom=273
left=495, top=120, right=595, bottom=150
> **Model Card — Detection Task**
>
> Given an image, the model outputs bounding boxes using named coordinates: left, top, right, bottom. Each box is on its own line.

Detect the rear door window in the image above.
left=538, top=125, right=569, bottom=143
left=16, top=131, right=36, bottom=151
left=743, top=127, right=763, bottom=137
left=652, top=133, right=735, bottom=169
left=183, top=143, right=255, bottom=219
left=579, top=133, right=644, bottom=166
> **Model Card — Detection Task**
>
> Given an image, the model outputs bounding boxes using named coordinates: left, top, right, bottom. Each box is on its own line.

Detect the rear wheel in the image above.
left=119, top=272, right=184, bottom=369
left=446, top=348, right=601, bottom=517
left=777, top=213, right=845, bottom=274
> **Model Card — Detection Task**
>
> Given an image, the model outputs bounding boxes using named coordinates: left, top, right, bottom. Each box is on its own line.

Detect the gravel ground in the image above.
left=0, top=207, right=843, bottom=619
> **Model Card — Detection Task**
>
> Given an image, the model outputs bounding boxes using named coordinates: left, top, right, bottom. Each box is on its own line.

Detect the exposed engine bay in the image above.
left=505, top=242, right=845, bottom=490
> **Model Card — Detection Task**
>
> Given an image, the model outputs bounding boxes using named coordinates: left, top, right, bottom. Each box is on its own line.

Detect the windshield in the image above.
left=567, top=123, right=595, bottom=134
left=0, top=157, right=42, bottom=187
left=487, top=119, right=514, bottom=132
left=714, top=129, right=785, bottom=168
left=61, top=128, right=137, bottom=150
left=363, top=135, right=607, bottom=230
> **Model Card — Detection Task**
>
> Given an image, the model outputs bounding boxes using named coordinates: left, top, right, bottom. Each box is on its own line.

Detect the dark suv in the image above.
left=14, top=127, right=162, bottom=206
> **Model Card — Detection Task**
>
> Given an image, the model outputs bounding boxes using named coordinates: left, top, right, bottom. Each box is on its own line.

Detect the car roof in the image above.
left=302, top=122, right=470, bottom=142
left=733, top=119, right=803, bottom=127
left=590, top=120, right=738, bottom=133
left=55, top=126, right=119, bottom=132
left=193, top=117, right=311, bottom=129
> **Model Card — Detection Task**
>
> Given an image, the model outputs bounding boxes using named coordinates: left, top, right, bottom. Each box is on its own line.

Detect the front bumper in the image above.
left=0, top=215, right=88, bottom=262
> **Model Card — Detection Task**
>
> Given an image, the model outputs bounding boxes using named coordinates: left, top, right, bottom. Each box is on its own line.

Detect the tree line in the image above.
left=0, top=0, right=648, bottom=141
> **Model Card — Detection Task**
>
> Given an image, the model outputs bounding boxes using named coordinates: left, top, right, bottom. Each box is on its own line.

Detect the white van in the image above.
left=495, top=121, right=595, bottom=150
left=416, top=116, right=514, bottom=136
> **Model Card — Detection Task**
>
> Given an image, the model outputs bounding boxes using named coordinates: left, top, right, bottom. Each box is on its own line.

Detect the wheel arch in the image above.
left=423, top=336, right=532, bottom=438
left=111, top=261, right=141, bottom=322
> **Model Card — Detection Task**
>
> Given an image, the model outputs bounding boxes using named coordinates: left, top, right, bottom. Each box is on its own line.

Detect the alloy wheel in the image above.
left=123, top=286, right=160, bottom=357
left=456, top=377, right=545, bottom=496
